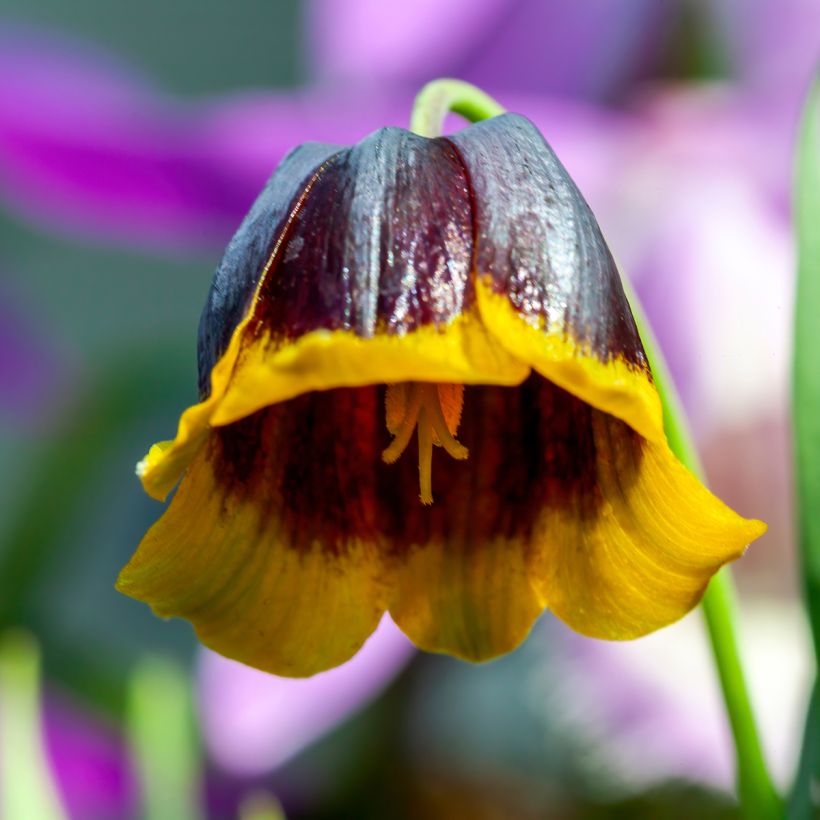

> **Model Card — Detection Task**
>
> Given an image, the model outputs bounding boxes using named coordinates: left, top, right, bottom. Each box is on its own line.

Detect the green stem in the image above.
left=627, top=286, right=781, bottom=819
left=790, top=71, right=820, bottom=816
left=410, top=79, right=505, bottom=138
left=410, top=78, right=780, bottom=818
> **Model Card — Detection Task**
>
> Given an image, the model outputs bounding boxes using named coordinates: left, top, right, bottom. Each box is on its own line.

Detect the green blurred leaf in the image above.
left=238, top=791, right=286, bottom=820
left=0, top=341, right=198, bottom=710
left=794, top=72, right=820, bottom=656
left=789, top=681, right=820, bottom=819
left=0, top=343, right=188, bottom=622
left=127, top=655, right=202, bottom=820
left=0, top=630, right=67, bottom=820
left=791, top=72, right=820, bottom=814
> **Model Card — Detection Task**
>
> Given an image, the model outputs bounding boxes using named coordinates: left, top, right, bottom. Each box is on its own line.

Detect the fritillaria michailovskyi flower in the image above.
left=117, top=113, right=765, bottom=676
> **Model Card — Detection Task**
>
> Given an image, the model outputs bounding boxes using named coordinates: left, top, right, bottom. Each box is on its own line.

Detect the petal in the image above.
left=517, top=377, right=767, bottom=638
left=384, top=383, right=548, bottom=660
left=119, top=389, right=388, bottom=677
left=449, top=113, right=664, bottom=443
left=387, top=374, right=764, bottom=656
left=138, top=142, right=343, bottom=500
left=140, top=126, right=530, bottom=499
left=197, top=141, right=342, bottom=393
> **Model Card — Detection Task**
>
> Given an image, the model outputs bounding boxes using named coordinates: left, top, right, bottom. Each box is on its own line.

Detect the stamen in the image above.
left=417, top=406, right=434, bottom=505
left=382, top=387, right=422, bottom=464
left=382, top=382, right=469, bottom=503
left=423, top=385, right=469, bottom=461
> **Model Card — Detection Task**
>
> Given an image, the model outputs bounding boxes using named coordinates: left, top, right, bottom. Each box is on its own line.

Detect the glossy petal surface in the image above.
left=198, top=142, right=341, bottom=394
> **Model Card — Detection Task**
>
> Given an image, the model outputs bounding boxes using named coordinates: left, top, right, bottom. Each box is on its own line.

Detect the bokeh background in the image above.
left=0, top=1, right=817, bottom=817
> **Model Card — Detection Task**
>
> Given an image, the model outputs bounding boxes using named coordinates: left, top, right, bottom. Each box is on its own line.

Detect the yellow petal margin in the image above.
left=530, top=412, right=767, bottom=639
left=139, top=277, right=665, bottom=502
left=474, top=276, right=666, bottom=445
left=121, top=424, right=387, bottom=677
left=138, top=309, right=529, bottom=502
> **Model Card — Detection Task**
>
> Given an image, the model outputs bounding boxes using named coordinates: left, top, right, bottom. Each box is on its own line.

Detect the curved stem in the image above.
left=410, top=79, right=505, bottom=138
left=410, top=78, right=780, bottom=818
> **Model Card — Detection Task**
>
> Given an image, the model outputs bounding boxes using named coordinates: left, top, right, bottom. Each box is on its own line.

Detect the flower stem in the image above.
left=410, top=78, right=780, bottom=818
left=622, top=244, right=782, bottom=820
left=410, top=79, right=505, bottom=138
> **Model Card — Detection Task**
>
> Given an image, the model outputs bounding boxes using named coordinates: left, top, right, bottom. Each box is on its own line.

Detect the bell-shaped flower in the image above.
left=117, top=113, right=764, bottom=675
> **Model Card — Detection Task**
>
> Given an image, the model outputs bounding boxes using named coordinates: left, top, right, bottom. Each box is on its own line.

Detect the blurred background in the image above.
left=0, top=1, right=817, bottom=817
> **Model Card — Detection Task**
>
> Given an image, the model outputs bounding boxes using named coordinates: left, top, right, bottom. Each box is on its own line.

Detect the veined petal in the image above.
left=127, top=377, right=765, bottom=673
left=384, top=383, right=548, bottom=660
left=475, top=279, right=664, bottom=444
left=197, top=141, right=343, bottom=390
left=138, top=141, right=341, bottom=500
left=386, top=374, right=763, bottom=656
left=519, top=377, right=767, bottom=638
left=119, top=389, right=388, bottom=677
left=449, top=113, right=664, bottom=443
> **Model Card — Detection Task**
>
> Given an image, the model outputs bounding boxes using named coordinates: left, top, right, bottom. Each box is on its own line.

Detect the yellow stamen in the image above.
left=382, top=383, right=469, bottom=504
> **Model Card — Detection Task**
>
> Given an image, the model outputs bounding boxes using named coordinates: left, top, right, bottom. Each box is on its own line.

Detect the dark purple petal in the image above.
left=252, top=129, right=474, bottom=336
left=449, top=113, right=648, bottom=369
left=197, top=141, right=341, bottom=393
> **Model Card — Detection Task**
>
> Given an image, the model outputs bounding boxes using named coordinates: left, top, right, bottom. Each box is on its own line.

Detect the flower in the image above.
left=117, top=111, right=765, bottom=677
left=308, top=0, right=673, bottom=100
left=0, top=278, right=67, bottom=425
left=43, top=695, right=137, bottom=819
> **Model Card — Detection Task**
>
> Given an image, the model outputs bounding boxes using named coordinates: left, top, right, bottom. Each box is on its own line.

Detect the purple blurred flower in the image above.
left=0, top=27, right=258, bottom=252
left=549, top=602, right=812, bottom=792
left=308, top=0, right=820, bottom=108
left=0, top=25, right=634, bottom=255
left=0, top=279, right=68, bottom=424
left=708, top=0, right=820, bottom=100
left=308, top=0, right=673, bottom=100
left=197, top=615, right=414, bottom=776
left=43, top=695, right=137, bottom=820
left=599, top=88, right=794, bottom=439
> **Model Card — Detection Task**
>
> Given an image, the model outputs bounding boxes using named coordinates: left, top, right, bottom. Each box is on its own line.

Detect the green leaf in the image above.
left=791, top=72, right=820, bottom=814
left=127, top=655, right=202, bottom=820
left=0, top=342, right=197, bottom=711
left=0, top=630, right=67, bottom=820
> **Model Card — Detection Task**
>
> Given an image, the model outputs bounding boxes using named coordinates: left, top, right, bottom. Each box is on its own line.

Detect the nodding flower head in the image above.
left=117, top=113, right=765, bottom=677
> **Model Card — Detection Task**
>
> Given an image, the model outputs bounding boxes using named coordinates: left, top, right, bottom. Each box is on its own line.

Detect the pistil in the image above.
left=382, top=383, right=469, bottom=504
